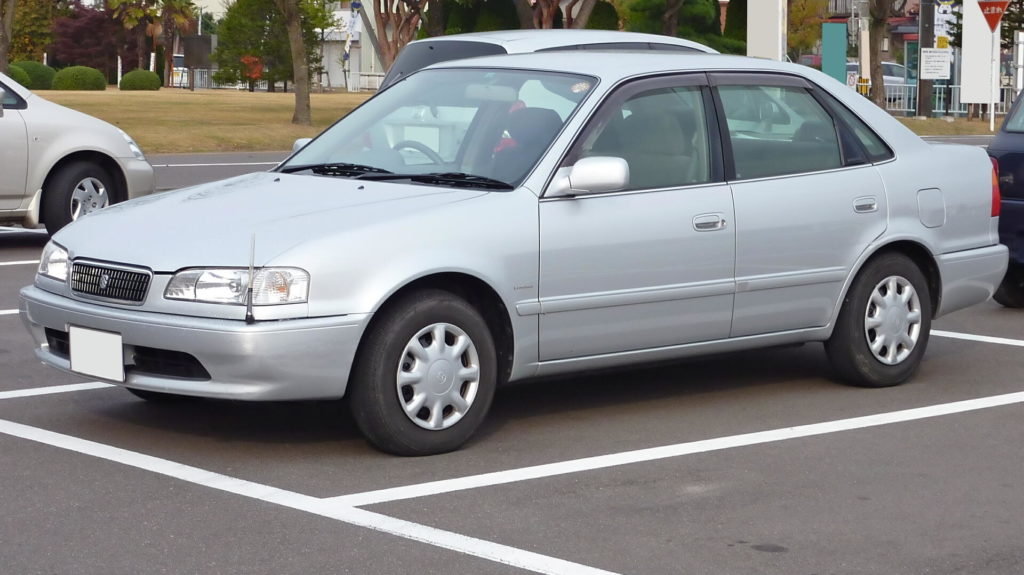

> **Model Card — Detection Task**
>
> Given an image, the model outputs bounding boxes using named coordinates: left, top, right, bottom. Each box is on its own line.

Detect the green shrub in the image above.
left=120, top=69, right=162, bottom=91
left=7, top=64, right=31, bottom=88
left=12, top=60, right=56, bottom=90
left=52, top=66, right=107, bottom=91
left=586, top=1, right=619, bottom=30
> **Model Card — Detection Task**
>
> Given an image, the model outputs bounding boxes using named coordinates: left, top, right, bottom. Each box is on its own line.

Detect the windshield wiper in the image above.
left=357, top=172, right=513, bottom=190
left=279, top=163, right=393, bottom=177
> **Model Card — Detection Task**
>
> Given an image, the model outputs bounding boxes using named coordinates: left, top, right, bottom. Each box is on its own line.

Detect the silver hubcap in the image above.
left=70, top=177, right=109, bottom=220
left=396, top=323, right=481, bottom=431
left=864, top=275, right=922, bottom=365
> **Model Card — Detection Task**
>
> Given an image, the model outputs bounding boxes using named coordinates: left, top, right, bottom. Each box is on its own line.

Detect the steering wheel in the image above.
left=393, top=140, right=445, bottom=165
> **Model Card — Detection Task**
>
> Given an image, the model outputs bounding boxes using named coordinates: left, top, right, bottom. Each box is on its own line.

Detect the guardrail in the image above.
left=869, top=83, right=1019, bottom=116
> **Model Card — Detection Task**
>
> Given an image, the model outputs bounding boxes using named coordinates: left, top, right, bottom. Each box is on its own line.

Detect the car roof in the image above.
left=430, top=51, right=805, bottom=82
left=410, top=29, right=719, bottom=54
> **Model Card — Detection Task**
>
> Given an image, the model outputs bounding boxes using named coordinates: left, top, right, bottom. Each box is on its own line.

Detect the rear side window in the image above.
left=817, top=91, right=894, bottom=162
left=380, top=41, right=506, bottom=89
left=718, top=84, right=842, bottom=180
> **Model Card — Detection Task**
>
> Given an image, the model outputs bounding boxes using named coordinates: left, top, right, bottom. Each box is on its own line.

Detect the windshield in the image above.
left=283, top=68, right=595, bottom=188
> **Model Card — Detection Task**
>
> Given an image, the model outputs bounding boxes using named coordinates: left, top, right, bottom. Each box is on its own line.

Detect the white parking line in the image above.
left=327, top=391, right=1024, bottom=507
left=0, top=382, right=113, bottom=400
left=0, top=309, right=18, bottom=316
left=0, top=418, right=619, bottom=575
left=0, top=260, right=38, bottom=266
left=933, top=329, right=1024, bottom=347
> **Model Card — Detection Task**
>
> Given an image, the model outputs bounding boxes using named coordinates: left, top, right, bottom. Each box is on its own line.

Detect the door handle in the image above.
left=854, top=196, right=878, bottom=213
left=693, top=213, right=726, bottom=232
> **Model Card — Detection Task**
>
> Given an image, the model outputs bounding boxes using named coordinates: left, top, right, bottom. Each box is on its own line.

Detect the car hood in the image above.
left=53, top=172, right=488, bottom=271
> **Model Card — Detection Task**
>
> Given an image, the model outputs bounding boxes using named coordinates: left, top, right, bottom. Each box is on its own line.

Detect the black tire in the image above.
left=825, top=253, right=932, bottom=387
left=993, top=263, right=1024, bottom=308
left=349, top=289, right=497, bottom=456
left=125, top=387, right=196, bottom=402
left=42, top=161, right=115, bottom=235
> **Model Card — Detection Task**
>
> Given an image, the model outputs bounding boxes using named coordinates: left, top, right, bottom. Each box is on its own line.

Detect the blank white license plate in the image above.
left=69, top=326, right=125, bottom=382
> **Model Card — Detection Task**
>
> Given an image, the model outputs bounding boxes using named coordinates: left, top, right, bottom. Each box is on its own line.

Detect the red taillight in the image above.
left=991, top=156, right=1001, bottom=217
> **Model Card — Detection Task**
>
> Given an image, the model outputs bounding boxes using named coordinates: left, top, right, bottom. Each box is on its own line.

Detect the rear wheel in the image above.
left=42, top=161, right=115, bottom=235
left=349, top=289, right=497, bottom=456
left=826, top=253, right=932, bottom=387
left=993, top=263, right=1024, bottom=308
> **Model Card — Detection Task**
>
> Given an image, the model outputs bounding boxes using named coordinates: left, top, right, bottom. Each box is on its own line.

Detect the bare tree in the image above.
left=1, top=0, right=16, bottom=72
left=868, top=0, right=908, bottom=107
left=564, top=0, right=597, bottom=28
left=273, top=0, right=311, bottom=125
left=513, top=0, right=534, bottom=28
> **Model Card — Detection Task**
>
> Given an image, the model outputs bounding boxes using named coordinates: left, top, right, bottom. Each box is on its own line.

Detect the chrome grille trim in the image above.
left=70, top=260, right=152, bottom=305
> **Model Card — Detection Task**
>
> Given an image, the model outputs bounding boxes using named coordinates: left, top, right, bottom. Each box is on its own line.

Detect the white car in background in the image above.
left=0, top=71, right=155, bottom=235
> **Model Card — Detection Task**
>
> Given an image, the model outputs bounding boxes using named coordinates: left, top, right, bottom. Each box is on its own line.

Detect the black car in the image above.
left=989, top=99, right=1024, bottom=307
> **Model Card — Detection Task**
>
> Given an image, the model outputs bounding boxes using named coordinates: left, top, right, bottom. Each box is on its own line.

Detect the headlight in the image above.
left=118, top=129, right=146, bottom=161
left=38, top=241, right=69, bottom=282
left=164, top=268, right=309, bottom=305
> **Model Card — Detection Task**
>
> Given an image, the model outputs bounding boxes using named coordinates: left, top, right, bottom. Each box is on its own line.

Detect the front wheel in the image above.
left=348, top=289, right=497, bottom=456
left=826, top=253, right=932, bottom=387
left=993, top=263, right=1024, bottom=308
left=42, top=161, right=115, bottom=235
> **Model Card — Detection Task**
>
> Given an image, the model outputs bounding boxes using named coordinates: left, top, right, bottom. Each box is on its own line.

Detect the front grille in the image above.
left=130, top=346, right=211, bottom=380
left=71, top=261, right=150, bottom=304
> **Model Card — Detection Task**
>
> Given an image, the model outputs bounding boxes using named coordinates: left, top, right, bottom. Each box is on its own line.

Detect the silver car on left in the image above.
left=0, top=71, right=155, bottom=234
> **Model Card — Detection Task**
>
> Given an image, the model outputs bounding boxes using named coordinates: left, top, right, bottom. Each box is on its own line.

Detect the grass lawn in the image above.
left=35, top=88, right=1000, bottom=155
left=38, top=88, right=373, bottom=154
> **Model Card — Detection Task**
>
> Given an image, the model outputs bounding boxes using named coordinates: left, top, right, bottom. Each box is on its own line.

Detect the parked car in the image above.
left=987, top=97, right=1024, bottom=307
left=21, top=52, right=1007, bottom=455
left=379, top=29, right=718, bottom=90
left=846, top=61, right=914, bottom=105
left=0, top=71, right=155, bottom=235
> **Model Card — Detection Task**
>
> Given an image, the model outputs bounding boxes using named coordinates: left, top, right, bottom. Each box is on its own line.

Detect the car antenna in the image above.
left=245, top=233, right=256, bottom=324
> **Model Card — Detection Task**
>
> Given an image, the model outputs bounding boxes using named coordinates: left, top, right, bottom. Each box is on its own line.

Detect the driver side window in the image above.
left=576, top=85, right=710, bottom=190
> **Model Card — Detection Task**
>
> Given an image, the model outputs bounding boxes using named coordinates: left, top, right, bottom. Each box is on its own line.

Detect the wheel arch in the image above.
left=849, top=240, right=942, bottom=316
left=38, top=151, right=127, bottom=224
left=357, top=272, right=516, bottom=386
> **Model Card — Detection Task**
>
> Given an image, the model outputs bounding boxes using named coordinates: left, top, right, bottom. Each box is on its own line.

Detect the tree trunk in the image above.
left=662, top=0, right=683, bottom=36
left=274, top=0, right=311, bottom=125
left=374, top=0, right=425, bottom=70
left=514, top=0, right=535, bottom=29
left=569, top=0, right=597, bottom=29
left=535, top=0, right=559, bottom=28
left=0, top=0, right=15, bottom=73
left=868, top=1, right=888, bottom=108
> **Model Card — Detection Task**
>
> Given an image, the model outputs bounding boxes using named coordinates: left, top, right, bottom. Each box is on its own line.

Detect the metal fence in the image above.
left=877, top=83, right=1018, bottom=116
left=172, top=68, right=383, bottom=92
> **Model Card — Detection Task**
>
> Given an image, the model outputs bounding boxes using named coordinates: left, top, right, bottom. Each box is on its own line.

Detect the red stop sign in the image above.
left=978, top=0, right=1011, bottom=32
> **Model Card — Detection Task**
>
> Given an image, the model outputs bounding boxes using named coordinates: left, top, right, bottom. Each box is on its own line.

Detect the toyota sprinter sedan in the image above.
left=21, top=53, right=1007, bottom=455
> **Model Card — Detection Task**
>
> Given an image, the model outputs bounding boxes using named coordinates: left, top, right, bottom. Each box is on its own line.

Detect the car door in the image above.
left=0, top=81, right=29, bottom=210
left=710, top=73, right=888, bottom=337
left=538, top=74, right=736, bottom=361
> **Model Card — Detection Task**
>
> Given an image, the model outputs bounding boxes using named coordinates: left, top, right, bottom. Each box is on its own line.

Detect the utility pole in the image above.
left=918, top=0, right=935, bottom=116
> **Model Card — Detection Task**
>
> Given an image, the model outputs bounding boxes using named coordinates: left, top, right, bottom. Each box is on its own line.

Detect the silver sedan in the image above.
left=20, top=52, right=1007, bottom=455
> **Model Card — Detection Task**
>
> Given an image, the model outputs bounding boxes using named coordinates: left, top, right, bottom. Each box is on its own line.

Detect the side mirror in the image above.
left=546, top=156, right=629, bottom=198
left=292, top=138, right=312, bottom=153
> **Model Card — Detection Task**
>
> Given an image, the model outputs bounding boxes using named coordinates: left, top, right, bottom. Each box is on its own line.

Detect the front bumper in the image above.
left=935, top=243, right=1009, bottom=317
left=123, top=157, right=156, bottom=200
left=20, top=284, right=369, bottom=401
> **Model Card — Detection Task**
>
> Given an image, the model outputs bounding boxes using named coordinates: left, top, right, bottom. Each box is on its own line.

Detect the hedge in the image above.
left=7, top=64, right=31, bottom=88
left=12, top=61, right=56, bottom=90
left=120, top=69, right=161, bottom=91
left=52, top=66, right=107, bottom=91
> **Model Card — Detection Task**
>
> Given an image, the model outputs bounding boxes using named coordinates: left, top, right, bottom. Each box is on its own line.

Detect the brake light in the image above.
left=991, top=156, right=1001, bottom=217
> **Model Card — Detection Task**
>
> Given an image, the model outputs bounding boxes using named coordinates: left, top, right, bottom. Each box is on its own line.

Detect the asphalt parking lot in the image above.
left=2, top=221, right=1023, bottom=575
